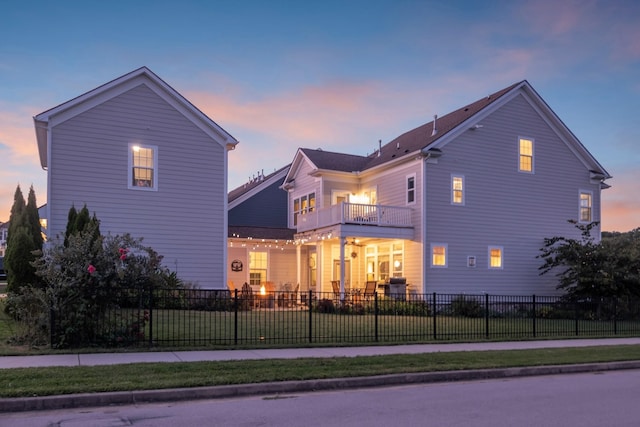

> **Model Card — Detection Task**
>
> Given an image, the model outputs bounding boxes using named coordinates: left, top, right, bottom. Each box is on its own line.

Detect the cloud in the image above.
left=601, top=168, right=640, bottom=232
left=0, top=105, right=39, bottom=160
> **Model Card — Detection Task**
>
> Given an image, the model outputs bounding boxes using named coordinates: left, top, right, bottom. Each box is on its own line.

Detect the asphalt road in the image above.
left=3, top=369, right=640, bottom=427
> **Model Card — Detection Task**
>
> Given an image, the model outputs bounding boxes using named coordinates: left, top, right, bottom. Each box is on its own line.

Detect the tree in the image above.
left=64, top=204, right=100, bottom=248
left=4, top=185, right=41, bottom=293
left=63, top=205, right=78, bottom=247
left=539, top=221, right=640, bottom=299
left=25, top=186, right=43, bottom=252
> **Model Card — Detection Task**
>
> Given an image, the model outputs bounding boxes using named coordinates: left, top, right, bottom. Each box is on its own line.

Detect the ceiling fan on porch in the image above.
left=346, top=238, right=365, bottom=247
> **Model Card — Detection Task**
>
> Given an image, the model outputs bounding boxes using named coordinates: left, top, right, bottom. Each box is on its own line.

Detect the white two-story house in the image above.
left=283, top=80, right=611, bottom=296
left=34, top=67, right=238, bottom=289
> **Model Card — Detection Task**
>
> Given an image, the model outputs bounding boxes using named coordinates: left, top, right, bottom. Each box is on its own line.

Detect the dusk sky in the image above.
left=1, top=0, right=638, bottom=231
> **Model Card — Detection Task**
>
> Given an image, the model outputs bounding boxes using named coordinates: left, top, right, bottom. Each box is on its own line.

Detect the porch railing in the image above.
left=49, top=289, right=640, bottom=348
left=297, top=202, right=413, bottom=232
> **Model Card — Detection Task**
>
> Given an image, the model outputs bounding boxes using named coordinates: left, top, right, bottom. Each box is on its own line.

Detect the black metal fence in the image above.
left=49, top=288, right=640, bottom=348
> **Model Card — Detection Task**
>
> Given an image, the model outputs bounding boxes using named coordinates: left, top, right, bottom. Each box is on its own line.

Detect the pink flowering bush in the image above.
left=28, top=222, right=172, bottom=348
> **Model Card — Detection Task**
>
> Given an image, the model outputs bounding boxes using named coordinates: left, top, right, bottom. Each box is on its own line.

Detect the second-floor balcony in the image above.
left=296, top=202, right=413, bottom=233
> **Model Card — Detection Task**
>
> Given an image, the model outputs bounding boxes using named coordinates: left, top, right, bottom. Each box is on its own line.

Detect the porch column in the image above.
left=296, top=244, right=301, bottom=300
left=339, top=236, right=346, bottom=296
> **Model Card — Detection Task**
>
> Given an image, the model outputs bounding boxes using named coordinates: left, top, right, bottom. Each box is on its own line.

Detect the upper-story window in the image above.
left=129, top=144, right=157, bottom=190
left=452, top=175, right=464, bottom=205
left=293, top=192, right=315, bottom=226
left=579, top=191, right=593, bottom=223
left=406, top=174, right=416, bottom=205
left=518, top=137, right=534, bottom=173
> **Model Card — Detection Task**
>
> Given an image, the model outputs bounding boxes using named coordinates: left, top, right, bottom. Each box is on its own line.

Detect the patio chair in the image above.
left=363, top=281, right=377, bottom=301
left=290, top=283, right=300, bottom=306
left=331, top=280, right=341, bottom=301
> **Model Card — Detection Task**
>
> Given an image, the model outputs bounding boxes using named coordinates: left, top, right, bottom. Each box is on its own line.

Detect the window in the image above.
left=406, top=174, right=416, bottom=204
left=452, top=175, right=464, bottom=205
left=364, top=241, right=404, bottom=282
left=249, top=251, right=268, bottom=286
left=431, top=244, right=447, bottom=267
left=129, top=144, right=157, bottom=190
left=293, top=192, right=315, bottom=226
left=518, top=138, right=534, bottom=173
left=579, top=191, right=593, bottom=223
left=488, top=246, right=503, bottom=269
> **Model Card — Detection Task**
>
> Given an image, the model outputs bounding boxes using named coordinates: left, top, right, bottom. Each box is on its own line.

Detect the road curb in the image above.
left=2, top=361, right=640, bottom=413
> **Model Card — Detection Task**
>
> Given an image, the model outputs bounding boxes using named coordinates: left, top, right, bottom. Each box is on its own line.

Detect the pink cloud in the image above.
left=601, top=169, right=640, bottom=232
left=0, top=106, right=39, bottom=159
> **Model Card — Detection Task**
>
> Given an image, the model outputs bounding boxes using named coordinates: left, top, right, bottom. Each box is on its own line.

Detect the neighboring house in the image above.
left=34, top=67, right=238, bottom=289
left=283, top=80, right=611, bottom=296
left=0, top=221, right=8, bottom=257
left=227, top=166, right=300, bottom=292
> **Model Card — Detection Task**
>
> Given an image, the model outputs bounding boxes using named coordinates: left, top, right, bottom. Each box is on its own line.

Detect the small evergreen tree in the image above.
left=64, top=205, right=78, bottom=247
left=5, top=185, right=41, bottom=293
left=25, top=185, right=43, bottom=252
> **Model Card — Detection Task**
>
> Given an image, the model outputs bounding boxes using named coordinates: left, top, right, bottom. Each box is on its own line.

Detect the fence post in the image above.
left=148, top=286, right=154, bottom=347
left=613, top=297, right=617, bottom=336
left=532, top=294, right=536, bottom=338
left=308, top=290, right=313, bottom=343
left=485, top=293, right=490, bottom=339
left=432, top=292, right=437, bottom=340
left=234, top=289, right=238, bottom=345
left=49, top=306, right=55, bottom=349
left=575, top=299, right=579, bottom=336
left=374, top=292, right=379, bottom=342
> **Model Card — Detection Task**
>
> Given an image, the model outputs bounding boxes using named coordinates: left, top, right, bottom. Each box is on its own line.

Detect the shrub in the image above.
left=451, top=295, right=483, bottom=318
left=30, top=224, right=174, bottom=348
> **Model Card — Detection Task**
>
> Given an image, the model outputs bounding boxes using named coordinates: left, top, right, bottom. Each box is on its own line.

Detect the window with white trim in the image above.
left=431, top=243, right=447, bottom=267
left=129, top=144, right=157, bottom=190
left=488, top=246, right=503, bottom=269
left=406, top=174, right=416, bottom=205
left=518, top=137, right=534, bottom=173
left=579, top=191, right=593, bottom=223
left=452, top=175, right=464, bottom=205
left=249, top=251, right=268, bottom=287
left=293, top=192, right=315, bottom=226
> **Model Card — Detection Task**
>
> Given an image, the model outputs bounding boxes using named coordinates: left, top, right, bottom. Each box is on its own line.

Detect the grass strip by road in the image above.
left=1, top=345, right=639, bottom=398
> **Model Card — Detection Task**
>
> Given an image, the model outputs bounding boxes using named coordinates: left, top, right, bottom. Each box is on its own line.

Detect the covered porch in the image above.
left=294, top=202, right=416, bottom=300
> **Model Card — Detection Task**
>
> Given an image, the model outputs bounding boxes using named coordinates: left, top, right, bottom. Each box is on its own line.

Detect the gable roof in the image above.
left=285, top=80, right=610, bottom=180
left=228, top=164, right=290, bottom=207
left=33, top=66, right=239, bottom=169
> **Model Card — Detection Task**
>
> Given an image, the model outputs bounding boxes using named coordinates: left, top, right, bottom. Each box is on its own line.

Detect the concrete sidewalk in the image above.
left=2, top=337, right=640, bottom=369
left=2, top=337, right=640, bottom=413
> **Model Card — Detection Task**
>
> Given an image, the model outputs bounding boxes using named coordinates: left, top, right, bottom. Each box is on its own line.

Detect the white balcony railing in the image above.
left=297, top=203, right=413, bottom=232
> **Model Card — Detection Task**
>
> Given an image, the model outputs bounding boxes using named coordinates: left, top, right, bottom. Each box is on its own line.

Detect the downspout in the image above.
left=421, top=155, right=428, bottom=294
left=339, top=236, right=346, bottom=297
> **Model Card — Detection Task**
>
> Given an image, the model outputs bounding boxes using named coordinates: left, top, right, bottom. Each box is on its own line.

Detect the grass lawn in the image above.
left=1, top=345, right=639, bottom=398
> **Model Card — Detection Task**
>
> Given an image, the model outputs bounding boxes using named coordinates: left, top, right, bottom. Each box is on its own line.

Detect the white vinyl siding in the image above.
left=47, top=84, right=228, bottom=288
left=423, top=93, right=600, bottom=295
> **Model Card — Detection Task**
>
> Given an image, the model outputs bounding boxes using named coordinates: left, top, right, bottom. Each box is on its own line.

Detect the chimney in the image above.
left=431, top=114, right=438, bottom=137
left=378, top=139, right=382, bottom=157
